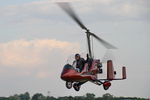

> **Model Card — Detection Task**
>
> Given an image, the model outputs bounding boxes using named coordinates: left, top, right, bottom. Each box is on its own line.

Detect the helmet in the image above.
left=75, top=53, right=80, bottom=57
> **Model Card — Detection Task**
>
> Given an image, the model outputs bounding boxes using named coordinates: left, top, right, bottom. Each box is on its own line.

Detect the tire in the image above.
left=103, top=81, right=111, bottom=90
left=73, top=83, right=80, bottom=91
left=103, top=85, right=109, bottom=90
left=66, top=82, right=72, bottom=89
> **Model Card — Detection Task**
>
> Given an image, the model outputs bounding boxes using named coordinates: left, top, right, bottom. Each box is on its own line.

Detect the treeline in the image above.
left=0, top=92, right=149, bottom=100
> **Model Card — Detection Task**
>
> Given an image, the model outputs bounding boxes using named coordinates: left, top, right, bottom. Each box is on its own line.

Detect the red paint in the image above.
left=61, top=60, right=99, bottom=82
left=103, top=81, right=111, bottom=87
left=107, top=60, right=114, bottom=80
left=122, top=67, right=126, bottom=79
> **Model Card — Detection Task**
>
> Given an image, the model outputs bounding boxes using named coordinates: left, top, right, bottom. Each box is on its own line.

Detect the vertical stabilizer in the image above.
left=122, top=67, right=126, bottom=79
left=107, top=60, right=114, bottom=80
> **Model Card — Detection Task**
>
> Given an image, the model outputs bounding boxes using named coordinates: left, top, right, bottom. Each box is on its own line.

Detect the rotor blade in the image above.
left=101, top=50, right=115, bottom=63
left=57, top=2, right=88, bottom=31
left=89, top=32, right=117, bottom=49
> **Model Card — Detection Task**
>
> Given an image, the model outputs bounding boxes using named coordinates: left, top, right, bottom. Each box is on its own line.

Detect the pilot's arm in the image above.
left=72, top=60, right=76, bottom=68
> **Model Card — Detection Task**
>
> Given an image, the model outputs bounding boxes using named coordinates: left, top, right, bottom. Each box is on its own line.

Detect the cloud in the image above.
left=77, top=0, right=150, bottom=21
left=36, top=71, right=49, bottom=79
left=0, top=39, right=80, bottom=68
left=0, top=0, right=149, bottom=97
left=107, top=1, right=150, bottom=19
left=0, top=0, right=149, bottom=25
left=0, top=39, right=80, bottom=79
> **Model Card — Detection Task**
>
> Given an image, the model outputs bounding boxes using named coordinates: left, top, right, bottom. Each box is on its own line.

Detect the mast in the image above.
left=86, top=30, right=92, bottom=58
left=58, top=3, right=117, bottom=58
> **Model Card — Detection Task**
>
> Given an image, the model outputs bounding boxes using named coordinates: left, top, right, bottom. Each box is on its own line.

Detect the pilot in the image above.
left=73, top=54, right=86, bottom=72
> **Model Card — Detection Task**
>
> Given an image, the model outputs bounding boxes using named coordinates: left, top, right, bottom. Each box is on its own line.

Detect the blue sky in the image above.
left=0, top=0, right=150, bottom=98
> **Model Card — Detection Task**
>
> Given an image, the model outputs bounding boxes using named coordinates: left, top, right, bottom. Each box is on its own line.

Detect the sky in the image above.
left=0, top=0, right=150, bottom=98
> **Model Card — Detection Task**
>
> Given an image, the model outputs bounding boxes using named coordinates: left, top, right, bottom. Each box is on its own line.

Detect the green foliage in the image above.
left=102, top=93, right=113, bottom=100
left=31, top=93, right=45, bottom=100
left=85, top=93, right=95, bottom=100
left=0, top=92, right=149, bottom=100
left=46, top=96, right=56, bottom=100
left=0, top=97, right=9, bottom=100
left=19, top=92, right=30, bottom=100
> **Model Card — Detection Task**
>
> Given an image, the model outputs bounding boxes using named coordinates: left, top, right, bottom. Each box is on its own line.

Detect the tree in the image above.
left=46, top=96, right=56, bottom=100
left=102, top=93, right=113, bottom=100
left=0, top=97, right=9, bottom=100
left=19, top=92, right=30, bottom=100
left=85, top=93, right=95, bottom=100
left=57, top=96, right=71, bottom=100
left=9, top=94, right=20, bottom=100
left=31, top=93, right=45, bottom=100
left=74, top=96, right=85, bottom=100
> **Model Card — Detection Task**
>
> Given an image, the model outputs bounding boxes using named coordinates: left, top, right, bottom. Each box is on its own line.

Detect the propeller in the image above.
left=57, top=2, right=88, bottom=31
left=57, top=2, right=117, bottom=50
left=88, top=32, right=117, bottom=49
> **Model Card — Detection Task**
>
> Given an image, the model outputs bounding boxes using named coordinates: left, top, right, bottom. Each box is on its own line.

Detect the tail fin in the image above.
left=122, top=66, right=126, bottom=79
left=106, top=60, right=127, bottom=80
left=107, top=60, right=114, bottom=80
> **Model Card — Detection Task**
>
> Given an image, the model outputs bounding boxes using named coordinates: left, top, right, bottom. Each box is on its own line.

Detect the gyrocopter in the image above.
left=57, top=3, right=126, bottom=91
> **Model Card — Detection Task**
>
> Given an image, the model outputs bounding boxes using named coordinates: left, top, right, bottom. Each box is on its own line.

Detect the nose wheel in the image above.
left=66, top=82, right=72, bottom=89
left=103, top=81, right=111, bottom=90
left=73, top=83, right=80, bottom=91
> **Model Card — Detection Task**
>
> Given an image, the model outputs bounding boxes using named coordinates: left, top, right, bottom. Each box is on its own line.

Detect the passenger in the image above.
left=73, top=54, right=86, bottom=72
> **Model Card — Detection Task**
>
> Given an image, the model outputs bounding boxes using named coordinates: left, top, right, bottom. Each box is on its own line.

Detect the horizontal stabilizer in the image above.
left=103, top=60, right=127, bottom=80
left=109, top=66, right=127, bottom=80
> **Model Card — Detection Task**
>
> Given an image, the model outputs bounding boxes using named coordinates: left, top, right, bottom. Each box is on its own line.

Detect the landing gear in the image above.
left=73, top=83, right=80, bottom=91
left=97, top=62, right=103, bottom=73
left=66, top=82, right=72, bottom=89
left=103, top=81, right=111, bottom=90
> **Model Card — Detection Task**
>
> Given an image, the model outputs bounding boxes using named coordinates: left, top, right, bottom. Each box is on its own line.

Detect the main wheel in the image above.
left=73, top=83, right=80, bottom=91
left=66, top=82, right=72, bottom=89
left=103, top=81, right=111, bottom=90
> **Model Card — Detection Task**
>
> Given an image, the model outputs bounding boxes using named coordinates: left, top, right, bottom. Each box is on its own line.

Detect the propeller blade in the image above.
left=57, top=2, right=88, bottom=31
left=89, top=32, right=117, bottom=49
left=57, top=2, right=117, bottom=50
left=101, top=50, right=115, bottom=63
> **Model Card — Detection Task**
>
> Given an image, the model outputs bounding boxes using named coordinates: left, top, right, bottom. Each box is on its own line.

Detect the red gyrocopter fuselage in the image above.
left=61, top=59, right=126, bottom=91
